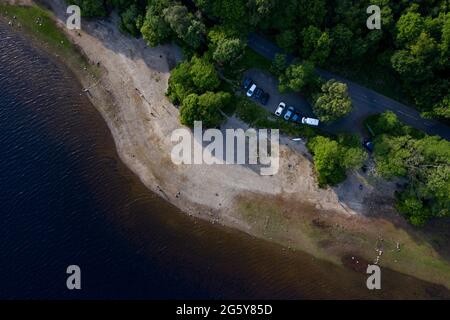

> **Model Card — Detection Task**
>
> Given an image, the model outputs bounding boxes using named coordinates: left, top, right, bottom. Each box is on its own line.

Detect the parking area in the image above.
left=243, top=69, right=315, bottom=119
left=242, top=69, right=373, bottom=135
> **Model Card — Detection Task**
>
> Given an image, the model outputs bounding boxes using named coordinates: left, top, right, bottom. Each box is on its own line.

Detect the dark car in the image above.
left=253, top=87, right=264, bottom=101
left=291, top=112, right=302, bottom=123
left=242, top=77, right=253, bottom=90
left=260, top=92, right=270, bottom=105
left=363, top=139, right=374, bottom=152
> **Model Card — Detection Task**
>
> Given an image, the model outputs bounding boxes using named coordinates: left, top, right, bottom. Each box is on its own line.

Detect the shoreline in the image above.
left=2, top=1, right=450, bottom=289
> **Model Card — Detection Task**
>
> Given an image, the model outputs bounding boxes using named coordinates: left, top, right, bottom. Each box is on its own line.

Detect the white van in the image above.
left=301, top=117, right=319, bottom=126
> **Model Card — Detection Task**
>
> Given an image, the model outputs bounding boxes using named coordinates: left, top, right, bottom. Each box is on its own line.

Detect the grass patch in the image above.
left=0, top=4, right=100, bottom=78
left=1, top=5, right=72, bottom=51
left=236, top=194, right=450, bottom=287
left=237, top=47, right=272, bottom=73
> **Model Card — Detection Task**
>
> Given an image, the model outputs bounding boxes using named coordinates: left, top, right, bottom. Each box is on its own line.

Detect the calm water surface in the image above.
left=0, top=22, right=448, bottom=299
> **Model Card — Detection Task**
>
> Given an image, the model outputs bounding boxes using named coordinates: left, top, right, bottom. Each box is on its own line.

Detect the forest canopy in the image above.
left=71, top=0, right=449, bottom=121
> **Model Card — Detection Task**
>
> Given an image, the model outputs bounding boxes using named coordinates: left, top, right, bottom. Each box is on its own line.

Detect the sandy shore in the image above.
left=2, top=0, right=449, bottom=288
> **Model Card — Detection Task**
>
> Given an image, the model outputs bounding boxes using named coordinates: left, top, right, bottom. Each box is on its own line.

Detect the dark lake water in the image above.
left=0, top=22, right=448, bottom=299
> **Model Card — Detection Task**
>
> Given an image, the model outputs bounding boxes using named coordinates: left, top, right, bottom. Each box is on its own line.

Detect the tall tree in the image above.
left=301, top=26, right=332, bottom=65
left=163, top=4, right=206, bottom=49
left=313, top=80, right=352, bottom=123
left=278, top=61, right=317, bottom=94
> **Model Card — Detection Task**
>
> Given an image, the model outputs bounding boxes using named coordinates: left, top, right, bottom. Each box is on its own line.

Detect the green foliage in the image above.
left=69, top=0, right=108, bottom=17
left=167, top=54, right=226, bottom=128
left=307, top=135, right=366, bottom=187
left=369, top=112, right=450, bottom=225
left=179, top=92, right=230, bottom=128
left=365, top=111, right=410, bottom=136
left=189, top=56, right=221, bottom=92
left=373, top=134, right=412, bottom=178
left=278, top=61, right=317, bottom=94
left=208, top=27, right=245, bottom=67
left=313, top=79, right=352, bottom=123
left=140, top=0, right=172, bottom=47
left=235, top=97, right=270, bottom=125
left=237, top=48, right=272, bottom=73
left=301, top=26, right=332, bottom=65
left=390, top=9, right=449, bottom=118
left=167, top=55, right=220, bottom=104
left=195, top=0, right=246, bottom=30
left=163, top=4, right=206, bottom=49
left=167, top=60, right=192, bottom=104
left=270, top=53, right=287, bottom=76
left=276, top=30, right=297, bottom=53
left=396, top=11, right=425, bottom=45
left=329, top=24, right=353, bottom=64
left=69, top=0, right=449, bottom=121
left=119, top=4, right=142, bottom=36
left=431, top=95, right=450, bottom=119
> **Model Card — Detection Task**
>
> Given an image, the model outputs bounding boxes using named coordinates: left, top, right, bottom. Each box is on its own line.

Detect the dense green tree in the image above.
left=373, top=134, right=412, bottom=178
left=307, top=134, right=366, bottom=187
left=189, top=56, right=221, bottom=92
left=313, top=79, right=352, bottom=123
left=270, top=53, right=287, bottom=76
left=329, top=24, right=354, bottom=63
left=369, top=110, right=405, bottom=135
left=431, top=95, right=450, bottom=119
left=195, top=0, right=246, bottom=29
left=369, top=112, right=450, bottom=225
left=167, top=55, right=221, bottom=103
left=70, top=0, right=108, bottom=17
left=207, top=28, right=245, bottom=66
left=278, top=61, right=317, bottom=94
left=246, top=0, right=275, bottom=27
left=307, top=136, right=346, bottom=186
left=119, top=4, right=142, bottom=36
left=163, top=4, right=206, bottom=49
left=212, top=38, right=245, bottom=66
left=440, top=13, right=450, bottom=60
left=140, top=0, right=171, bottom=47
left=391, top=29, right=443, bottom=113
left=395, top=11, right=425, bottom=45
left=337, top=134, right=368, bottom=170
left=295, top=0, right=326, bottom=27
left=301, top=26, right=332, bottom=65
left=167, top=61, right=194, bottom=104
left=179, top=91, right=230, bottom=128
left=276, top=30, right=297, bottom=53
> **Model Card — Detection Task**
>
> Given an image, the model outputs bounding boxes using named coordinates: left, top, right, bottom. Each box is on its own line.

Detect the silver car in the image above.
left=274, top=102, right=286, bottom=116
left=284, top=106, right=294, bottom=120
left=246, top=84, right=257, bottom=97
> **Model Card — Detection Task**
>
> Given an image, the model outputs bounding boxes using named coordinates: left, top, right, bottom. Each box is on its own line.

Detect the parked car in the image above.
left=242, top=77, right=253, bottom=90
left=253, top=87, right=263, bottom=101
left=246, top=84, right=257, bottom=97
left=260, top=92, right=270, bottom=105
left=363, top=139, right=374, bottom=152
left=291, top=112, right=302, bottom=123
left=301, top=117, right=320, bottom=126
left=274, top=102, right=286, bottom=116
left=284, top=106, right=294, bottom=120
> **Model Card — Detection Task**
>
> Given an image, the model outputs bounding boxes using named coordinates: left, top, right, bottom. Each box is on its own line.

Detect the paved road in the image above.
left=248, top=33, right=450, bottom=140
